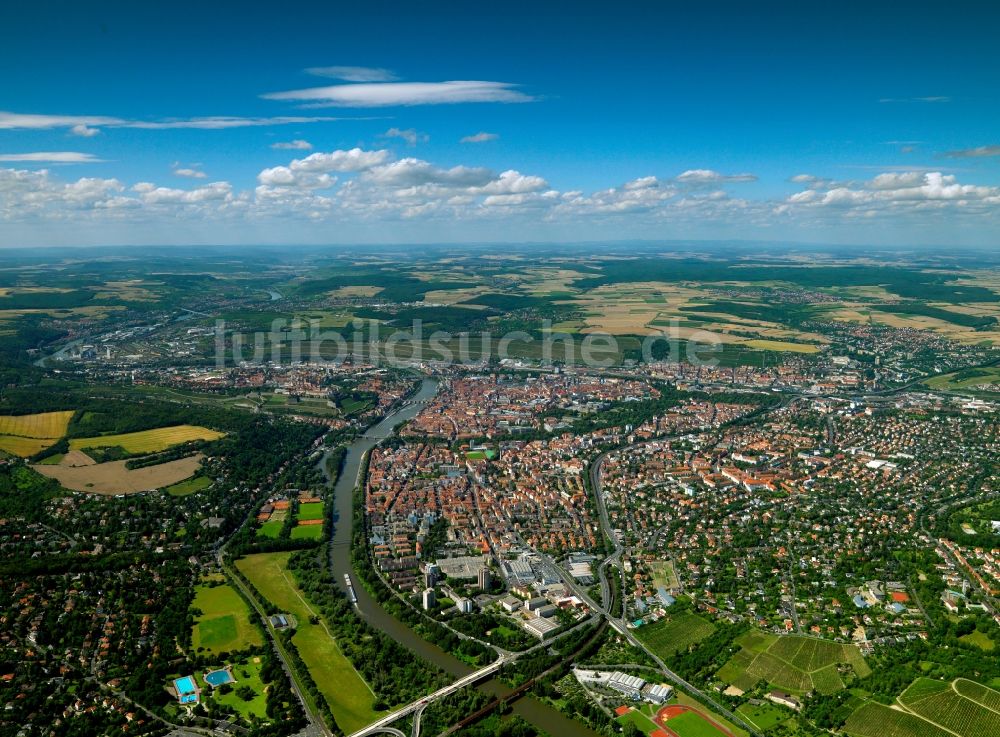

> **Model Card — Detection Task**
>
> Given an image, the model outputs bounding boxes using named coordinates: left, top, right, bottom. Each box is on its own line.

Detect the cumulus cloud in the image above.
left=71, top=124, right=100, bottom=137
left=262, top=81, right=533, bottom=107
left=782, top=171, right=1000, bottom=218
left=944, top=145, right=1000, bottom=158
left=271, top=139, right=313, bottom=150
left=305, top=66, right=398, bottom=82
left=3, top=151, right=999, bottom=237
left=257, top=147, right=390, bottom=190
left=173, top=167, right=207, bottom=179
left=0, top=151, right=103, bottom=163
left=675, top=169, right=757, bottom=185
left=460, top=132, right=499, bottom=143
left=382, top=127, right=428, bottom=146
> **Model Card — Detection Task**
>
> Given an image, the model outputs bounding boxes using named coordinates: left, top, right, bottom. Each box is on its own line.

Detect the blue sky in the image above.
left=1, top=0, right=999, bottom=247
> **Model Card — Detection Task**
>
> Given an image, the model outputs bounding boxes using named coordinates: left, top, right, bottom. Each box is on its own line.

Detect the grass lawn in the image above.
left=617, top=709, right=660, bottom=735
left=673, top=692, right=749, bottom=737
left=960, top=630, right=995, bottom=651
left=665, top=710, right=730, bottom=737
left=191, top=582, right=262, bottom=655
left=291, top=524, right=324, bottom=540
left=69, top=424, right=224, bottom=453
left=235, top=552, right=381, bottom=734
left=296, top=502, right=324, bottom=520
left=166, top=475, right=212, bottom=497
left=203, top=657, right=268, bottom=721
left=37, top=453, right=64, bottom=465
left=737, top=702, right=789, bottom=731
left=257, top=520, right=284, bottom=538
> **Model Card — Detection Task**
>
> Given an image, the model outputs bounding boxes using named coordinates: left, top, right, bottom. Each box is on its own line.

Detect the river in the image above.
left=319, top=377, right=599, bottom=737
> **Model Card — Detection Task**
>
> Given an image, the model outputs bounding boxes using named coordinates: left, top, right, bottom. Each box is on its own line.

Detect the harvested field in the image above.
left=69, top=424, right=224, bottom=454
left=0, top=411, right=74, bottom=438
left=32, top=453, right=204, bottom=494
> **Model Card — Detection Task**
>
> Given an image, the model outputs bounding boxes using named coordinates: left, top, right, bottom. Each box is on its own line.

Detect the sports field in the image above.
left=636, top=613, right=716, bottom=658
left=716, top=631, right=868, bottom=695
left=297, top=501, right=324, bottom=520
left=69, top=424, right=224, bottom=453
left=191, top=581, right=262, bottom=655
left=656, top=705, right=733, bottom=737
left=235, top=552, right=381, bottom=734
left=291, top=524, right=324, bottom=540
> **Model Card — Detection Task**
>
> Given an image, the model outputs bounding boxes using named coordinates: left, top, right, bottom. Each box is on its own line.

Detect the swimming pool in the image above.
left=173, top=675, right=199, bottom=704
left=204, top=668, right=235, bottom=687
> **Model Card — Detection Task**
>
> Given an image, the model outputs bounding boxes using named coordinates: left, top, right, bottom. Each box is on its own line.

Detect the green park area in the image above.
left=200, top=657, right=269, bottom=721
left=235, top=552, right=382, bottom=734
left=191, top=579, right=262, bottom=655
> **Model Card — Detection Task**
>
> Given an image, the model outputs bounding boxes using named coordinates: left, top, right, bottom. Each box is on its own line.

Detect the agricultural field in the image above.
left=843, top=702, right=953, bottom=737
left=190, top=580, right=262, bottom=655
left=635, top=613, right=716, bottom=658
left=925, top=366, right=1000, bottom=393
left=650, top=560, right=680, bottom=590
left=893, top=677, right=1000, bottom=737
left=235, top=552, right=381, bottom=734
left=32, top=453, right=204, bottom=494
left=716, top=632, right=868, bottom=695
left=0, top=410, right=74, bottom=457
left=0, top=411, right=74, bottom=438
left=69, top=424, right=224, bottom=454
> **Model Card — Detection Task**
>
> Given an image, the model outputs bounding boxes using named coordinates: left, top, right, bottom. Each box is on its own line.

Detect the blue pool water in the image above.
left=204, top=669, right=235, bottom=687
left=173, top=675, right=199, bottom=703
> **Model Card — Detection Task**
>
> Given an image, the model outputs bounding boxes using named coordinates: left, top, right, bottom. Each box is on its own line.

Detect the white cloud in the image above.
left=305, top=66, right=398, bottom=82
left=460, top=132, right=499, bottom=143
left=271, top=139, right=313, bottom=150
left=944, top=145, right=1000, bottom=158
left=382, top=127, right=428, bottom=146
left=879, top=96, right=951, bottom=103
left=70, top=124, right=100, bottom=137
left=0, top=151, right=103, bottom=163
left=262, top=81, right=533, bottom=107
left=675, top=169, right=757, bottom=185
left=0, top=110, right=344, bottom=132
left=257, top=147, right=390, bottom=190
left=173, top=167, right=207, bottom=179
left=783, top=171, right=1000, bottom=218
left=127, top=116, right=342, bottom=129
